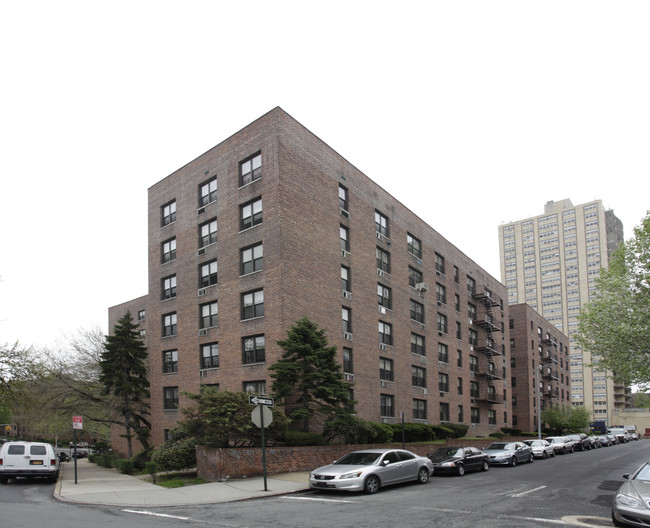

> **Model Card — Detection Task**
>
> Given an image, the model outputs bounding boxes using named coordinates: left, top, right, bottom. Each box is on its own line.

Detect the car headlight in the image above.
left=339, top=471, right=363, bottom=480
left=440, top=462, right=456, bottom=467
left=616, top=493, right=645, bottom=510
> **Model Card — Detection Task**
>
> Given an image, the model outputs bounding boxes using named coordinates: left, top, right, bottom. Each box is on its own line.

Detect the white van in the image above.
left=0, top=441, right=60, bottom=483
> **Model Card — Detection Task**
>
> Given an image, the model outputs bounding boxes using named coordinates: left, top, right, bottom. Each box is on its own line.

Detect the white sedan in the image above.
left=524, top=439, right=555, bottom=459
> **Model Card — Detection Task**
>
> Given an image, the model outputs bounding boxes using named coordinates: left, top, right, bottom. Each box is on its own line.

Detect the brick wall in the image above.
left=196, top=438, right=528, bottom=481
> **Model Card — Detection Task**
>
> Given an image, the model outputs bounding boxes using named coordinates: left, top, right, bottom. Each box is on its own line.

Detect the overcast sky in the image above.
left=1, top=1, right=648, bottom=350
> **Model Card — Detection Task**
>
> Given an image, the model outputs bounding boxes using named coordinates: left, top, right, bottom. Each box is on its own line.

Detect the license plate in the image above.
left=30, top=460, right=43, bottom=465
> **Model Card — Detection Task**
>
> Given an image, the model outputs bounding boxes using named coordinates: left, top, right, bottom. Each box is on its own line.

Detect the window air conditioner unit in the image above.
left=377, top=269, right=385, bottom=277
left=197, top=247, right=206, bottom=256
left=343, top=332, right=353, bottom=341
left=198, top=329, right=208, bottom=337
left=380, top=380, right=387, bottom=387
left=378, top=306, right=386, bottom=314
left=421, top=388, right=427, bottom=395
left=342, top=290, right=352, bottom=300
left=197, top=207, right=206, bottom=215
left=198, top=288, right=207, bottom=297
left=415, top=282, right=429, bottom=292
left=379, top=344, right=387, bottom=351
left=344, top=373, right=354, bottom=381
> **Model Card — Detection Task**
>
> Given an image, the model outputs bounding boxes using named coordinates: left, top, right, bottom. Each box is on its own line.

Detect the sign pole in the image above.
left=259, top=406, right=268, bottom=491
left=73, top=426, right=78, bottom=484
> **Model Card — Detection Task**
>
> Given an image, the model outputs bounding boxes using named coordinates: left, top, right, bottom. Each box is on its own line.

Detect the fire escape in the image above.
left=541, top=332, right=559, bottom=403
left=473, top=287, right=503, bottom=405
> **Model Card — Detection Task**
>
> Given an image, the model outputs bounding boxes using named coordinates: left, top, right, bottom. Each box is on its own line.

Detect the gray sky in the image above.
left=1, top=1, right=649, bottom=349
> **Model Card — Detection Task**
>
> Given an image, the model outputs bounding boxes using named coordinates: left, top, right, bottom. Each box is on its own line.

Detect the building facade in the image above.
left=499, top=199, right=627, bottom=426
left=110, top=107, right=512, bottom=451
left=508, top=303, right=571, bottom=432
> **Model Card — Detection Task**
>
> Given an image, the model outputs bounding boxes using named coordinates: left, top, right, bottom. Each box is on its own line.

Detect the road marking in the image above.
left=415, top=507, right=569, bottom=525
left=511, top=485, right=548, bottom=497
left=122, top=509, right=192, bottom=521
left=283, top=496, right=355, bottom=504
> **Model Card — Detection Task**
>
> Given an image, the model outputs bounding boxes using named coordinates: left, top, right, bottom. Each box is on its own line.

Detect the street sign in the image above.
left=72, top=416, right=83, bottom=430
left=251, top=405, right=273, bottom=428
left=248, top=395, right=274, bottom=407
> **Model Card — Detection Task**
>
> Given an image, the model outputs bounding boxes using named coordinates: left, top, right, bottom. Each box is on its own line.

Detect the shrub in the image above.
left=489, top=432, right=505, bottom=438
left=445, top=423, right=470, bottom=438
left=430, top=425, right=455, bottom=439
left=130, top=448, right=152, bottom=470
left=151, top=437, right=196, bottom=472
left=501, top=427, right=522, bottom=436
left=390, top=423, right=435, bottom=443
left=100, top=453, right=115, bottom=468
left=144, top=461, right=157, bottom=483
left=283, top=431, right=325, bottom=446
left=115, top=459, right=135, bottom=475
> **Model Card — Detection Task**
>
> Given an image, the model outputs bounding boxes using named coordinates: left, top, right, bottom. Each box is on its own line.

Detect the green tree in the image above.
left=179, top=389, right=288, bottom=447
left=99, top=312, right=150, bottom=457
left=0, top=342, right=43, bottom=407
left=578, top=212, right=650, bottom=388
left=541, top=406, right=591, bottom=435
left=270, top=317, right=354, bottom=433
left=632, top=392, right=650, bottom=409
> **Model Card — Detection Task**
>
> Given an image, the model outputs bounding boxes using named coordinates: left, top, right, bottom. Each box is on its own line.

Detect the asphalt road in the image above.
left=2, top=440, right=648, bottom=528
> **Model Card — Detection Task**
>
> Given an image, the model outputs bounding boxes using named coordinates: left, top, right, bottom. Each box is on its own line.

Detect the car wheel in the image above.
left=510, top=456, right=517, bottom=467
left=529, top=454, right=534, bottom=463
left=542, top=451, right=548, bottom=459
left=456, top=464, right=465, bottom=477
left=0, top=477, right=8, bottom=485
left=481, top=461, right=489, bottom=471
left=563, top=447, right=567, bottom=454
left=417, top=467, right=430, bottom=484
left=364, top=475, right=381, bottom=494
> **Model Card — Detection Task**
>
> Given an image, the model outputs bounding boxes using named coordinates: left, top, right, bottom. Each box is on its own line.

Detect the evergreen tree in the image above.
left=99, top=311, right=150, bottom=456
left=578, top=212, right=650, bottom=388
left=270, top=317, right=354, bottom=433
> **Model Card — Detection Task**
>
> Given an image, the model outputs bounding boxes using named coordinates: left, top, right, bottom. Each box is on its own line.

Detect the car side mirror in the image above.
left=383, top=460, right=391, bottom=466
left=623, top=473, right=631, bottom=480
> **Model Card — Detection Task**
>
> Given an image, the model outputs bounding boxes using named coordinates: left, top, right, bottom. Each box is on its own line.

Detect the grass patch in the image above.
left=154, top=471, right=206, bottom=488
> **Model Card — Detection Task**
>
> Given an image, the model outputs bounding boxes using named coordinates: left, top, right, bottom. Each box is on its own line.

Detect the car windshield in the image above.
left=525, top=440, right=541, bottom=446
left=634, top=464, right=650, bottom=481
left=335, top=452, right=381, bottom=466
left=430, top=447, right=462, bottom=457
left=487, top=443, right=513, bottom=450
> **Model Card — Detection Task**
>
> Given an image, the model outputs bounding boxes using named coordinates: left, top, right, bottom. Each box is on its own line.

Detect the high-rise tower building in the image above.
left=499, top=199, right=627, bottom=425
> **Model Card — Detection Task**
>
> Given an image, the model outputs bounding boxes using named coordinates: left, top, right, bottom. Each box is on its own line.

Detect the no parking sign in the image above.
left=72, top=416, right=83, bottom=429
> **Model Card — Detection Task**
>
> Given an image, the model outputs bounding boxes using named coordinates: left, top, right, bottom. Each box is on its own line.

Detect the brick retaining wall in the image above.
left=196, top=437, right=530, bottom=481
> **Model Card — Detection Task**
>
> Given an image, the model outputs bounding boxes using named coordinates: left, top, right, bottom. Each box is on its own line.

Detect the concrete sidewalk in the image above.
left=54, top=458, right=310, bottom=507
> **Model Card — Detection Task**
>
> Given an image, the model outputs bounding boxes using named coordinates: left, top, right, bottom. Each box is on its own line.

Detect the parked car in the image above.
left=427, top=446, right=489, bottom=476
left=545, top=436, right=574, bottom=454
left=484, top=441, right=533, bottom=466
left=567, top=433, right=592, bottom=451
left=596, top=435, right=612, bottom=447
left=612, top=460, right=650, bottom=527
left=309, top=449, right=433, bottom=494
left=609, top=428, right=629, bottom=443
left=0, top=441, right=60, bottom=484
left=588, top=435, right=603, bottom=448
left=608, top=433, right=620, bottom=445
left=523, top=439, right=555, bottom=459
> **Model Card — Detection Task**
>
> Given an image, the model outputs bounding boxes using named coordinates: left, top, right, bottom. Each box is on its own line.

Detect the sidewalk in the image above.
left=54, top=458, right=310, bottom=507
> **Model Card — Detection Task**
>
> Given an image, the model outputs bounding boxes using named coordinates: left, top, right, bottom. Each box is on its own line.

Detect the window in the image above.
left=407, top=233, right=421, bottom=258
left=200, top=259, right=218, bottom=288
left=411, top=333, right=425, bottom=355
left=377, top=283, right=391, bottom=309
left=240, top=198, right=262, bottom=230
left=240, top=152, right=261, bottom=186
left=376, top=247, right=390, bottom=273
left=343, top=348, right=353, bottom=374
left=161, top=200, right=176, bottom=227
left=456, top=321, right=462, bottom=339
left=457, top=377, right=463, bottom=395
left=471, top=407, right=480, bottom=424
left=242, top=335, right=265, bottom=364
left=412, top=366, right=426, bottom=387
left=380, top=394, right=394, bottom=417
left=342, top=307, right=352, bottom=333
left=162, top=312, right=177, bottom=337
left=469, top=328, right=478, bottom=347
left=162, top=238, right=176, bottom=263
left=435, top=253, right=445, bottom=276
left=341, top=266, right=351, bottom=292
left=138, top=310, right=145, bottom=321
left=409, top=266, right=422, bottom=287
left=413, top=399, right=427, bottom=420
left=163, top=386, right=179, bottom=410
left=438, top=343, right=449, bottom=363
left=380, top=357, right=394, bottom=382
left=201, top=343, right=219, bottom=369
left=467, top=276, right=476, bottom=296
left=241, top=289, right=264, bottom=319
left=375, top=210, right=389, bottom=238
left=440, top=402, right=450, bottom=422
left=241, top=243, right=263, bottom=275
left=436, top=283, right=446, bottom=305
left=410, top=299, right=424, bottom=323
left=199, top=177, right=217, bottom=207
left=454, top=266, right=459, bottom=284
left=199, top=218, right=218, bottom=247
left=469, top=355, right=479, bottom=374
left=162, top=349, right=178, bottom=373
left=379, top=321, right=393, bottom=345
left=468, top=303, right=477, bottom=321
left=162, top=275, right=177, bottom=300
left=339, top=184, right=348, bottom=212
left=458, top=404, right=464, bottom=423
left=439, top=372, right=449, bottom=393
left=437, top=313, right=448, bottom=334
left=200, top=301, right=218, bottom=329
left=489, top=409, right=497, bottom=425
left=470, top=381, right=479, bottom=398
left=243, top=380, right=266, bottom=395
left=340, top=225, right=350, bottom=252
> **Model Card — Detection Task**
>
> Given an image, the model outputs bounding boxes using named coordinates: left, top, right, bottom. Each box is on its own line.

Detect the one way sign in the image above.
left=248, top=395, right=274, bottom=407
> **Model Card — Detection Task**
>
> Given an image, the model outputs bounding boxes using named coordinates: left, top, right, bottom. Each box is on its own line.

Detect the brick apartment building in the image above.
left=109, top=107, right=513, bottom=452
left=508, top=303, right=571, bottom=432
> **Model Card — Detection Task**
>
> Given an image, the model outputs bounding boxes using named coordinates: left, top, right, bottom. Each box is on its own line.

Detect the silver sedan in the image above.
left=309, top=449, right=433, bottom=494
left=524, top=439, right=555, bottom=459
left=612, top=461, right=650, bottom=527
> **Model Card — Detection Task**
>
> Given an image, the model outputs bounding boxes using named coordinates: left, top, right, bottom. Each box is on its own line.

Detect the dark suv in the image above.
left=567, top=433, right=591, bottom=451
